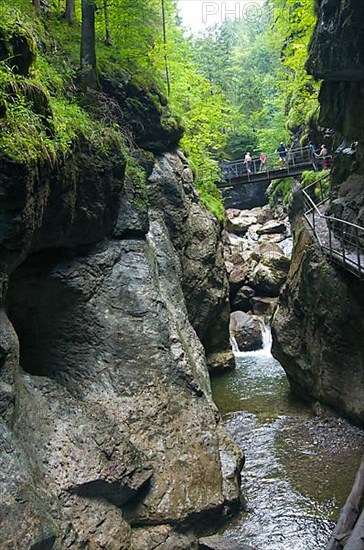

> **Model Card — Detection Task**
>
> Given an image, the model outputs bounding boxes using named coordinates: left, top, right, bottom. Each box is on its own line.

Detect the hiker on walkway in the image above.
left=259, top=152, right=266, bottom=171
left=309, top=141, right=317, bottom=157
left=318, top=144, right=330, bottom=169
left=244, top=151, right=252, bottom=173
left=277, top=142, right=287, bottom=166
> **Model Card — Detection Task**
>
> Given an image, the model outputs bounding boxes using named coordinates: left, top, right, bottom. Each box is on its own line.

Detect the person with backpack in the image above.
left=277, top=142, right=287, bottom=166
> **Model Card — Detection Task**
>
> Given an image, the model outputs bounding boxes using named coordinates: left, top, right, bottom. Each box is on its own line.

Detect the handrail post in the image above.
left=341, top=223, right=346, bottom=266
left=355, top=227, right=361, bottom=277
left=313, top=205, right=316, bottom=234
left=328, top=219, right=333, bottom=262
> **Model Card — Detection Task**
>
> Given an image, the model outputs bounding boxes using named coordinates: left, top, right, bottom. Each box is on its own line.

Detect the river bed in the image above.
left=211, top=336, right=364, bottom=549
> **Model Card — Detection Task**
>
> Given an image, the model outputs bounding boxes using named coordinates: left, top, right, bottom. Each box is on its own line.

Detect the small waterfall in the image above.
left=230, top=336, right=240, bottom=353
left=230, top=318, right=272, bottom=357
left=260, top=319, right=272, bottom=352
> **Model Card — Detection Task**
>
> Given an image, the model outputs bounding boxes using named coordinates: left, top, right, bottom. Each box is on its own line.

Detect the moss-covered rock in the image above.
left=0, top=23, right=36, bottom=76
left=100, top=69, right=184, bottom=153
left=0, top=140, right=125, bottom=284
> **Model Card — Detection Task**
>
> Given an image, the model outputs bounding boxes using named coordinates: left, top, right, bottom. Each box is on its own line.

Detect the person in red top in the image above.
left=259, top=152, right=266, bottom=171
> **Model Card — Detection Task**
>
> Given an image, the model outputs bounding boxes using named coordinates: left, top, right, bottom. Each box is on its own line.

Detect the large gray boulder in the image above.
left=1, top=151, right=241, bottom=546
left=230, top=311, right=263, bottom=352
left=226, top=213, right=258, bottom=235
left=251, top=296, right=278, bottom=317
left=249, top=258, right=289, bottom=297
left=256, top=219, right=287, bottom=236
left=231, top=285, right=255, bottom=312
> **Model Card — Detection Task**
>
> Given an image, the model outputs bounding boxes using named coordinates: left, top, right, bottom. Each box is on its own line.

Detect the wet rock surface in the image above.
left=230, top=312, right=263, bottom=352
left=131, top=525, right=197, bottom=549
left=198, top=534, right=252, bottom=549
left=307, top=0, right=364, bottom=81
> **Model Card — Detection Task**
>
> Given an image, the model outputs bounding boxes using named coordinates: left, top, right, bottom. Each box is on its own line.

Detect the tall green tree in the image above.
left=268, top=0, right=319, bottom=136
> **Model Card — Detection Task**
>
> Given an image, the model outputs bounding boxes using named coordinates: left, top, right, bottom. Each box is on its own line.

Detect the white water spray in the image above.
left=230, top=335, right=240, bottom=353
left=260, top=320, right=272, bottom=351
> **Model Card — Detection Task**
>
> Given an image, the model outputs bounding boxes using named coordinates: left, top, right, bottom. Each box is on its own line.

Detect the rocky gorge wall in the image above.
left=272, top=0, right=364, bottom=425
left=272, top=222, right=364, bottom=424
left=0, top=61, right=240, bottom=547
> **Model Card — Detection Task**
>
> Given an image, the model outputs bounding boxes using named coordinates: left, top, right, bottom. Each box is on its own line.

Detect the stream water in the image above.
left=212, top=330, right=364, bottom=549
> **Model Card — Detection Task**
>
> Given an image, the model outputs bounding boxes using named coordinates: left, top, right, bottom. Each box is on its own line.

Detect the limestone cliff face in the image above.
left=272, top=0, right=364, bottom=425
left=0, top=115, right=238, bottom=547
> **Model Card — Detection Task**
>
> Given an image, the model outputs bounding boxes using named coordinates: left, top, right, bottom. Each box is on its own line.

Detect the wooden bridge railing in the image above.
left=302, top=174, right=364, bottom=279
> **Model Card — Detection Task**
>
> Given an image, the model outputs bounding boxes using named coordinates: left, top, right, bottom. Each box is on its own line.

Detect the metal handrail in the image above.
left=221, top=146, right=330, bottom=182
left=302, top=174, right=364, bottom=279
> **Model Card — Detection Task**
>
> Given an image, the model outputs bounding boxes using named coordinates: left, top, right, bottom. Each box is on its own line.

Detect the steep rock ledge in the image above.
left=307, top=0, right=364, bottom=81
left=147, top=152, right=233, bottom=371
left=307, top=0, right=364, bottom=218
left=0, top=140, right=125, bottom=294
left=271, top=223, right=364, bottom=425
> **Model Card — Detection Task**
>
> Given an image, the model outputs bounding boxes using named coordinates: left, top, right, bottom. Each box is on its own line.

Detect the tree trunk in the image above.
left=81, top=0, right=97, bottom=89
left=33, top=0, right=41, bottom=15
left=66, top=0, right=76, bottom=25
left=161, top=0, right=170, bottom=96
left=326, top=454, right=364, bottom=550
left=103, top=0, right=112, bottom=46
left=344, top=506, right=364, bottom=550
